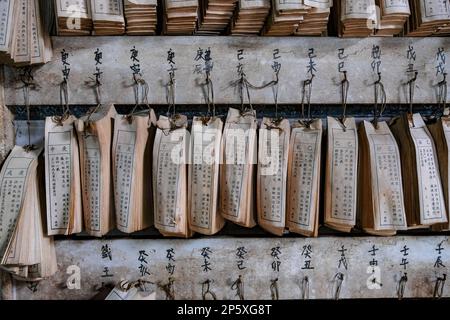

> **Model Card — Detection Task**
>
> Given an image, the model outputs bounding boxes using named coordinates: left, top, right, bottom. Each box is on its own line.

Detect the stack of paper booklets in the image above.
left=0, top=146, right=57, bottom=281
left=337, top=0, right=377, bottom=37
left=55, top=0, right=93, bottom=35
left=0, top=0, right=52, bottom=66
left=163, top=0, right=199, bottom=35
left=406, top=0, right=450, bottom=36
left=230, top=0, right=271, bottom=35
left=197, top=0, right=238, bottom=35
left=90, top=0, right=126, bottom=35
left=262, top=0, right=309, bottom=35
left=374, top=0, right=410, bottom=36
left=294, top=3, right=332, bottom=36
left=124, top=0, right=158, bottom=35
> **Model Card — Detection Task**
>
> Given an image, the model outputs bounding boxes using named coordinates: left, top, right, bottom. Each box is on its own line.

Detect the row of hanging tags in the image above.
left=9, top=53, right=450, bottom=240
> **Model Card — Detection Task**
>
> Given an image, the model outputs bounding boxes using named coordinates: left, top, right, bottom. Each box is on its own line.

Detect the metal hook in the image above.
left=231, top=275, right=244, bottom=300
left=201, top=279, right=217, bottom=300
left=333, top=272, right=344, bottom=300
left=433, top=274, right=446, bottom=299
left=397, top=273, right=408, bottom=300
left=301, top=276, right=310, bottom=300
left=340, top=71, right=349, bottom=131
left=270, top=278, right=279, bottom=300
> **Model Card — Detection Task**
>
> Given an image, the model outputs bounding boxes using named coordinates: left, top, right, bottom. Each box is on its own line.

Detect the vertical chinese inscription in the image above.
left=330, top=128, right=357, bottom=221
left=114, top=130, right=135, bottom=228
left=259, top=128, right=285, bottom=223
left=369, top=134, right=406, bottom=227
left=84, top=135, right=101, bottom=231
left=191, top=124, right=215, bottom=229
left=47, top=131, right=72, bottom=230
left=288, top=130, right=319, bottom=227
left=155, top=133, right=182, bottom=227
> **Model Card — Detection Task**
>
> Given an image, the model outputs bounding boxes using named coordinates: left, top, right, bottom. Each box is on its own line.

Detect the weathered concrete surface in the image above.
left=8, top=236, right=450, bottom=300
left=3, top=37, right=450, bottom=106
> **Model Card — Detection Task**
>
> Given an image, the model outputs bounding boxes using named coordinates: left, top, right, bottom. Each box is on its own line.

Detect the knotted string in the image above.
left=201, top=279, right=217, bottom=300
left=300, top=75, right=314, bottom=128
left=339, top=71, right=349, bottom=131
left=231, top=275, right=244, bottom=300
left=301, top=276, right=309, bottom=300
left=372, top=72, right=386, bottom=129
left=433, top=274, right=446, bottom=299
left=270, top=278, right=279, bottom=300
left=397, top=273, right=408, bottom=300
left=333, top=272, right=344, bottom=300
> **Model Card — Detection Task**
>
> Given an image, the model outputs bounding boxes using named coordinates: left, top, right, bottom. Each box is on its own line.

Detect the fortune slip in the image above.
left=153, top=115, right=191, bottom=237
left=390, top=113, right=448, bottom=229
left=112, top=111, right=156, bottom=234
left=188, top=116, right=225, bottom=235
left=257, top=118, right=290, bottom=236
left=75, top=105, right=116, bottom=237
left=45, top=115, right=83, bottom=236
left=324, top=117, right=358, bottom=233
left=0, top=146, right=57, bottom=281
left=220, top=107, right=257, bottom=228
left=428, top=109, right=450, bottom=231
left=358, top=120, right=407, bottom=235
left=287, top=119, right=322, bottom=237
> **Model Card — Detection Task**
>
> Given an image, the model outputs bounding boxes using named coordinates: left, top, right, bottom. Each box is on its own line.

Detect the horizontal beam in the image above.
left=10, top=236, right=450, bottom=300
left=3, top=36, right=450, bottom=106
